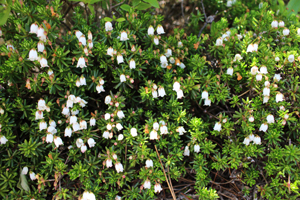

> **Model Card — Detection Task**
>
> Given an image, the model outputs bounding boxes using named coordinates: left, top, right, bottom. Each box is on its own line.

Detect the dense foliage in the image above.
left=1, top=0, right=300, bottom=199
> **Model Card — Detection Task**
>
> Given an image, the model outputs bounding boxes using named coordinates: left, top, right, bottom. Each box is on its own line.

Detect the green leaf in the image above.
left=88, top=4, right=95, bottom=15
left=135, top=2, right=151, bottom=10
left=0, top=5, right=11, bottom=26
left=90, top=0, right=102, bottom=4
left=120, top=4, right=131, bottom=11
left=143, top=0, right=159, bottom=8
left=104, top=17, right=113, bottom=22
left=116, top=17, right=126, bottom=22
left=132, top=0, right=141, bottom=7
left=17, top=169, right=30, bottom=192
left=287, top=0, right=300, bottom=15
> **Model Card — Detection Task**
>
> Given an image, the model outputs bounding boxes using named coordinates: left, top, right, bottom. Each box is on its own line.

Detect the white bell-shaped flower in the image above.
left=103, top=131, right=110, bottom=139
left=158, top=87, right=166, bottom=97
left=233, top=54, right=243, bottom=62
left=260, top=66, right=268, bottom=74
left=117, top=134, right=124, bottom=141
left=81, top=144, right=87, bottom=153
left=82, top=191, right=96, bottom=200
left=106, top=159, right=113, bottom=168
left=105, top=21, right=113, bottom=31
left=156, top=25, right=165, bottom=34
left=77, top=57, right=86, bottom=68
left=250, top=66, right=258, bottom=75
left=35, top=111, right=44, bottom=120
left=70, top=115, right=77, bottom=125
left=87, top=138, right=96, bottom=148
left=117, top=54, right=124, bottom=64
left=116, top=123, right=123, bottom=131
left=29, top=23, right=38, bottom=34
left=129, top=59, right=136, bottom=69
left=117, top=110, right=125, bottom=119
left=90, top=117, right=96, bottom=126
left=165, top=49, right=172, bottom=57
left=107, top=47, right=114, bottom=56
left=62, top=107, right=70, bottom=116
left=75, top=30, right=83, bottom=39
left=145, top=159, right=153, bottom=168
left=79, top=120, right=87, bottom=130
left=160, top=125, right=168, bottom=135
left=130, top=128, right=138, bottom=137
left=263, top=96, right=269, bottom=104
left=154, top=183, right=163, bottom=193
left=120, top=31, right=129, bottom=41
left=28, top=49, right=38, bottom=61
left=263, top=87, right=270, bottom=96
left=152, top=89, right=158, bottom=98
left=259, top=123, right=268, bottom=132
left=273, top=74, right=281, bottom=82
left=202, top=91, right=209, bottom=99
left=216, top=37, right=223, bottom=46
left=177, top=89, right=184, bottom=99
left=176, top=126, right=186, bottom=135
left=283, top=28, right=289, bottom=36
left=153, top=36, right=159, bottom=45
left=115, top=162, right=124, bottom=173
left=148, top=26, right=154, bottom=36
left=37, top=27, right=45, bottom=38
left=253, top=135, right=261, bottom=145
left=183, top=146, right=190, bottom=156
left=288, top=55, right=294, bottom=63
left=46, top=133, right=53, bottom=143
left=204, top=98, right=211, bottom=106
left=194, top=144, right=200, bottom=153
left=64, top=127, right=72, bottom=137
left=143, top=179, right=151, bottom=189
left=279, top=21, right=285, bottom=27
left=213, top=122, right=222, bottom=132
left=150, top=130, right=158, bottom=140
left=29, top=171, right=36, bottom=180
left=276, top=92, right=284, bottom=102
left=40, top=57, right=48, bottom=68
left=54, top=136, right=63, bottom=148
left=79, top=35, right=86, bottom=46
left=243, top=137, right=250, bottom=146
left=266, top=114, right=275, bottom=124
left=153, top=122, right=159, bottom=131
left=105, top=95, right=112, bottom=104
left=22, top=167, right=28, bottom=175
left=37, top=42, right=44, bottom=52
left=173, top=81, right=180, bottom=92
left=226, top=67, right=233, bottom=76
left=120, top=74, right=126, bottom=82
left=248, top=116, right=254, bottom=122
left=0, top=135, right=8, bottom=144
left=271, top=20, right=278, bottom=28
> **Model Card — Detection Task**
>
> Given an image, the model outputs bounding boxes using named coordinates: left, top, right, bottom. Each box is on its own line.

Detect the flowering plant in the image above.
left=1, top=0, right=300, bottom=199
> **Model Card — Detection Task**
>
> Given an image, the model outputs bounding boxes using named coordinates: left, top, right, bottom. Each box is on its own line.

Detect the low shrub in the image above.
left=0, top=0, right=300, bottom=199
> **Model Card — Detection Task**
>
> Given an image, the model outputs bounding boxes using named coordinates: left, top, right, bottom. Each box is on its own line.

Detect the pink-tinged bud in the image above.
left=115, top=95, right=118, bottom=98
left=114, top=142, right=117, bottom=145
left=111, top=119, right=114, bottom=122
left=132, top=111, right=135, bottom=114
left=126, top=75, right=130, bottom=78
left=122, top=175, right=126, bottom=178
left=110, top=102, right=113, bottom=105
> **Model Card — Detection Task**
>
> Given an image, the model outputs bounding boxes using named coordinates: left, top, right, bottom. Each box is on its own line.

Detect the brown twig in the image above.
left=154, top=145, right=176, bottom=200
left=111, top=0, right=126, bottom=9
